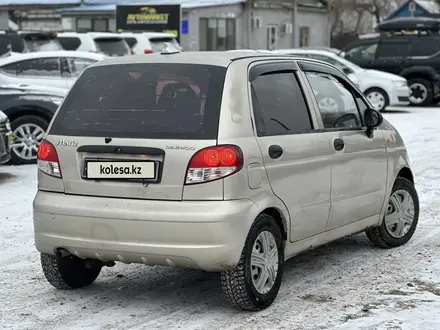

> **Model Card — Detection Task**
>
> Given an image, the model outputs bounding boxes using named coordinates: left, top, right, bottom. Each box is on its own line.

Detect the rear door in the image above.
left=374, top=37, right=411, bottom=75
left=46, top=62, right=227, bottom=200
left=249, top=61, right=333, bottom=242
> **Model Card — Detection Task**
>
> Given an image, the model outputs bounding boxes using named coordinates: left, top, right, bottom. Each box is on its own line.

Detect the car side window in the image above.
left=16, top=58, right=61, bottom=77
left=1, top=63, right=17, bottom=75
left=61, top=57, right=96, bottom=77
left=345, top=43, right=378, bottom=60
left=305, top=72, right=362, bottom=129
left=251, top=71, right=312, bottom=136
left=376, top=41, right=410, bottom=58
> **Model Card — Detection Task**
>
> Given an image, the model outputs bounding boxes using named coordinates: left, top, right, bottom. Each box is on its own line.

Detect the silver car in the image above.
left=33, top=50, right=419, bottom=311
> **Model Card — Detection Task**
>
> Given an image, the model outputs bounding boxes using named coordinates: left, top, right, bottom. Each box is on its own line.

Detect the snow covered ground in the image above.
left=2, top=106, right=440, bottom=330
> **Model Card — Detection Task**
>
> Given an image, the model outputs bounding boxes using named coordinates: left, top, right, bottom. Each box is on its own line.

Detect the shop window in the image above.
left=92, top=19, right=109, bottom=32
left=77, top=18, right=92, bottom=31
left=300, top=26, right=310, bottom=47
left=199, top=18, right=236, bottom=51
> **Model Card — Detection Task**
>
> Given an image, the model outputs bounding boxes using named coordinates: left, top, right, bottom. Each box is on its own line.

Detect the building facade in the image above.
left=0, top=0, right=331, bottom=50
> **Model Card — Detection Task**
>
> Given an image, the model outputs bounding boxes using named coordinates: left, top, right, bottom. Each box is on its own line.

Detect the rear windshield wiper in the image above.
left=270, top=117, right=290, bottom=131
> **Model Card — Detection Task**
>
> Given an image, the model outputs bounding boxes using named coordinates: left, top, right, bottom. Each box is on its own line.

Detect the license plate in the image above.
left=85, top=161, right=156, bottom=180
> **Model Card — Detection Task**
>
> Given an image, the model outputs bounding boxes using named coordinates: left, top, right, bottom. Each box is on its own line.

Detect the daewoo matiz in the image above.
left=33, top=47, right=419, bottom=311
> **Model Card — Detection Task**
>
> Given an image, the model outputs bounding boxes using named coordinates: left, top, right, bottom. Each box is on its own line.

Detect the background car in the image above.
left=0, top=109, right=11, bottom=165
left=273, top=49, right=410, bottom=111
left=0, top=30, right=63, bottom=54
left=56, top=32, right=132, bottom=56
left=340, top=17, right=440, bottom=106
left=0, top=85, right=65, bottom=164
left=0, top=50, right=107, bottom=89
left=119, top=32, right=183, bottom=54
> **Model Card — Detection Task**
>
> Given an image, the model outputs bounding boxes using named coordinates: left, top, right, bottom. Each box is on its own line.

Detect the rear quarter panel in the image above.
left=378, top=119, right=413, bottom=224
left=217, top=59, right=291, bottom=235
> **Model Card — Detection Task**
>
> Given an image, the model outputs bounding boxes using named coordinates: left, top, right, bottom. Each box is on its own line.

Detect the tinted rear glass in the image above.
left=49, top=63, right=227, bottom=140
left=149, top=37, right=179, bottom=52
left=94, top=38, right=130, bottom=56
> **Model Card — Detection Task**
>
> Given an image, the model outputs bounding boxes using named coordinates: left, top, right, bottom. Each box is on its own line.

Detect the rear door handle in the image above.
left=268, top=145, right=283, bottom=159
left=333, top=138, right=345, bottom=151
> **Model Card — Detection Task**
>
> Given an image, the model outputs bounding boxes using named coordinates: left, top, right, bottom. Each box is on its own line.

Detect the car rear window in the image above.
left=49, top=63, right=227, bottom=140
left=149, top=37, right=180, bottom=52
left=94, top=38, right=130, bottom=56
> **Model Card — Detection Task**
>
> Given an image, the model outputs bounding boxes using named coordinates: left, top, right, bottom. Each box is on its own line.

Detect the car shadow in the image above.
left=0, top=171, right=16, bottom=183
left=39, top=233, right=376, bottom=321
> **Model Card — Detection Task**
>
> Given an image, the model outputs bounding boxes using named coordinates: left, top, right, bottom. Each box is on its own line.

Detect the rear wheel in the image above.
left=10, top=115, right=48, bottom=165
left=41, top=253, right=102, bottom=289
left=408, top=78, right=433, bottom=106
left=366, top=177, right=419, bottom=248
left=220, top=214, right=284, bottom=311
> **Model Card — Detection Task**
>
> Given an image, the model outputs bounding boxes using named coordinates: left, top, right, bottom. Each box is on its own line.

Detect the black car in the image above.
left=0, top=85, right=64, bottom=164
left=341, top=17, right=440, bottom=106
left=0, top=110, right=11, bottom=165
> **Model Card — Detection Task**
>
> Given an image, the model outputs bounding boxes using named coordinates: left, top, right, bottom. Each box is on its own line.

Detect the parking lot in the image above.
left=1, top=106, right=440, bottom=330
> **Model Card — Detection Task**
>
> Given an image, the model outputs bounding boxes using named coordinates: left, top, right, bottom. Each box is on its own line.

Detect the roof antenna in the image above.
left=161, top=42, right=180, bottom=55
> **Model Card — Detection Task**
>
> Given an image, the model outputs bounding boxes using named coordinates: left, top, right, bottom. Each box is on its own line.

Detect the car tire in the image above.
left=366, top=177, right=419, bottom=249
left=10, top=115, right=49, bottom=165
left=364, top=87, right=389, bottom=112
left=40, top=253, right=102, bottom=290
left=220, top=213, right=284, bottom=311
left=408, top=78, right=433, bottom=106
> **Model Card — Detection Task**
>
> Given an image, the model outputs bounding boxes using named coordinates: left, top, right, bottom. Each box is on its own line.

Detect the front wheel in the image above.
left=366, top=177, right=419, bottom=248
left=220, top=214, right=284, bottom=311
left=364, top=87, right=389, bottom=112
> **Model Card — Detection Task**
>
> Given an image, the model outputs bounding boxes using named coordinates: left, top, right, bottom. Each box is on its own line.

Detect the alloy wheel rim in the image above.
left=11, top=123, right=45, bottom=160
left=366, top=91, right=385, bottom=111
left=409, top=83, right=427, bottom=104
left=385, top=189, right=415, bottom=239
left=251, top=231, right=279, bottom=294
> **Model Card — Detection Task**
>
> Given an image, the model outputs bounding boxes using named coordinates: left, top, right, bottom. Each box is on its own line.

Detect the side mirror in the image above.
left=364, top=108, right=383, bottom=138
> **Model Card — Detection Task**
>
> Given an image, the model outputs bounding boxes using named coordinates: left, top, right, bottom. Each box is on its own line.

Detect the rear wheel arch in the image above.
left=3, top=106, right=53, bottom=124
left=260, top=207, right=288, bottom=240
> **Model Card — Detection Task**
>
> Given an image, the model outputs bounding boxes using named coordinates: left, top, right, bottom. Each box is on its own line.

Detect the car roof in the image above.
left=57, top=32, right=123, bottom=39
left=89, top=50, right=336, bottom=69
left=0, top=50, right=106, bottom=65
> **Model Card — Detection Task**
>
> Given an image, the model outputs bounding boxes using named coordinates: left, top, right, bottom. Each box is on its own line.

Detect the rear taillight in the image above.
left=185, top=145, right=243, bottom=185
left=130, top=49, right=135, bottom=55
left=37, top=140, right=62, bottom=178
left=144, top=49, right=153, bottom=54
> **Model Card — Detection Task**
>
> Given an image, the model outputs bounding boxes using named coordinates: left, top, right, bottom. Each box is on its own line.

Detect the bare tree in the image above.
left=330, top=0, right=405, bottom=47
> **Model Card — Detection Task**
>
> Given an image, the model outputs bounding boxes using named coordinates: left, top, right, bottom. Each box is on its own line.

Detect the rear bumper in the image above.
left=33, top=191, right=255, bottom=272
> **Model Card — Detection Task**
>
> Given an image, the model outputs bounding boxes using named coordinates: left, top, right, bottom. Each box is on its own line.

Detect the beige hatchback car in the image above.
left=33, top=48, right=419, bottom=311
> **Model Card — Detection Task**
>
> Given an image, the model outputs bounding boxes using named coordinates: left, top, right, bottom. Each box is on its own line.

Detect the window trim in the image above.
left=248, top=63, right=316, bottom=137
left=298, top=60, right=367, bottom=131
